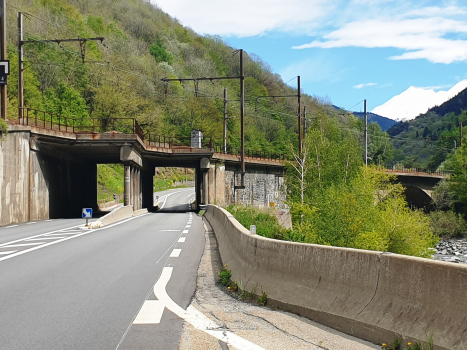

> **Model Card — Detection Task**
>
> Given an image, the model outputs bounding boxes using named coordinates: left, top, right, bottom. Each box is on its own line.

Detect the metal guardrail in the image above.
left=146, top=134, right=213, bottom=149
left=381, top=167, right=452, bottom=177
left=18, top=108, right=145, bottom=140
left=213, top=144, right=285, bottom=161
left=17, top=108, right=284, bottom=162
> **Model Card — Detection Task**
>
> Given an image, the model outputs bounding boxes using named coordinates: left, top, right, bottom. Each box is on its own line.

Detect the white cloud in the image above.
left=152, top=0, right=331, bottom=37
left=354, top=82, right=377, bottom=89
left=293, top=17, right=467, bottom=64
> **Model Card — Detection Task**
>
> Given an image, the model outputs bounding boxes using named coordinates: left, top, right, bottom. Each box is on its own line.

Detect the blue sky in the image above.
left=153, top=0, right=467, bottom=113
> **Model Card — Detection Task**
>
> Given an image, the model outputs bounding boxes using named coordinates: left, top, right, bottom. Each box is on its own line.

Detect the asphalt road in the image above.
left=0, top=187, right=203, bottom=350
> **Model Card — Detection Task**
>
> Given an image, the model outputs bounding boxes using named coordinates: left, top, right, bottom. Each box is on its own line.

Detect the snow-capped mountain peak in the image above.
left=371, top=80, right=467, bottom=121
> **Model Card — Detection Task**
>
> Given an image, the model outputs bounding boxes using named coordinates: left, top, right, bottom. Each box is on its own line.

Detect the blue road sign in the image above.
left=82, top=208, right=93, bottom=218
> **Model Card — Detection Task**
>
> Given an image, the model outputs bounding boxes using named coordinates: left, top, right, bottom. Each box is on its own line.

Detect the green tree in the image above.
left=149, top=38, right=172, bottom=64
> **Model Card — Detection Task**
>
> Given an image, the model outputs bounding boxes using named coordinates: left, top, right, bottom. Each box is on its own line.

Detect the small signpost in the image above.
left=0, top=60, right=9, bottom=86
left=82, top=208, right=92, bottom=226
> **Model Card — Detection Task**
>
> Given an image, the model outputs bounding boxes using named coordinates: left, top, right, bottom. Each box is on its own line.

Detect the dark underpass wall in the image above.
left=1, top=126, right=98, bottom=224
left=30, top=151, right=97, bottom=219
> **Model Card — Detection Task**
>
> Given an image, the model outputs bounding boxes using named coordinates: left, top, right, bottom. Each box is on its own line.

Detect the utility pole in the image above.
left=303, top=105, right=307, bottom=136
left=161, top=49, right=245, bottom=189
left=239, top=49, right=245, bottom=188
left=223, top=87, right=228, bottom=153
left=364, top=99, right=368, bottom=166
left=17, top=13, right=103, bottom=117
left=461, top=121, right=463, bottom=147
left=0, top=0, right=7, bottom=120
left=18, top=12, right=23, bottom=117
left=298, top=76, right=302, bottom=155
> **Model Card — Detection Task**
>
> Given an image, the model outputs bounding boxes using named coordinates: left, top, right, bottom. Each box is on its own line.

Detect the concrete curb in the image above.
left=204, top=204, right=467, bottom=350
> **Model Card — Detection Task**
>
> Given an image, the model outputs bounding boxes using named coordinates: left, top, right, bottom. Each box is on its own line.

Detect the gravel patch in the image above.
left=178, top=220, right=380, bottom=350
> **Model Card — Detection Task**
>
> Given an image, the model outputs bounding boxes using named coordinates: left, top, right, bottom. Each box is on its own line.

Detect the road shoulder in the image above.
left=178, top=221, right=380, bottom=350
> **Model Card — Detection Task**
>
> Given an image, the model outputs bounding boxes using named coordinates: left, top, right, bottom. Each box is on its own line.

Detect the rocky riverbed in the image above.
left=433, top=237, right=467, bottom=264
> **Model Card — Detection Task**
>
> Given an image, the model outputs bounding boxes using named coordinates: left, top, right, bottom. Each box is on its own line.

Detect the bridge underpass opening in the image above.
left=154, top=167, right=196, bottom=212
left=97, top=164, right=125, bottom=212
left=402, top=184, right=435, bottom=211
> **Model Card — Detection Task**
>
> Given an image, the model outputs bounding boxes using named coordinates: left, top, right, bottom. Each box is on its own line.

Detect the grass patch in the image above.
left=97, top=164, right=124, bottom=201
left=225, top=205, right=289, bottom=240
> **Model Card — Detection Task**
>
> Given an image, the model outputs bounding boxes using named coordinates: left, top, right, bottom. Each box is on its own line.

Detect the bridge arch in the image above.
left=400, top=183, right=434, bottom=210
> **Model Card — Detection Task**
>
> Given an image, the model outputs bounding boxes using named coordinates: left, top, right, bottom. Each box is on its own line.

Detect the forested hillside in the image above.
left=386, top=87, right=467, bottom=170
left=2, top=0, right=358, bottom=155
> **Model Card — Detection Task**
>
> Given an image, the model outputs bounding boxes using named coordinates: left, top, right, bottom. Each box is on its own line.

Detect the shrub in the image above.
left=218, top=265, right=231, bottom=286
left=429, top=210, right=466, bottom=237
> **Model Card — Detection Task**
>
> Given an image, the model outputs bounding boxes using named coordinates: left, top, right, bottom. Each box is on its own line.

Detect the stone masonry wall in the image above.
left=223, top=162, right=286, bottom=208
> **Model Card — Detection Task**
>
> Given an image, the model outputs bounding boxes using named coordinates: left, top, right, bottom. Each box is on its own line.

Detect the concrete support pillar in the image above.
left=200, top=158, right=210, bottom=206
left=124, top=164, right=131, bottom=206
left=194, top=168, right=200, bottom=211
left=203, top=170, right=209, bottom=205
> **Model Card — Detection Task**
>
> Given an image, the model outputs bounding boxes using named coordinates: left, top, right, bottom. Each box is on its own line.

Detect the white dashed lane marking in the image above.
left=178, top=237, right=186, bottom=243
left=170, top=249, right=182, bottom=258
left=5, top=225, right=18, bottom=229
left=26, top=222, right=37, bottom=225
left=183, top=230, right=189, bottom=234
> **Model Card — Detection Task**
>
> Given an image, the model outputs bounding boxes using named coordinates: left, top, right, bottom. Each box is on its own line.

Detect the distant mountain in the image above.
left=372, top=80, right=467, bottom=121
left=386, top=85, right=467, bottom=170
left=331, top=105, right=396, bottom=131
left=352, top=111, right=397, bottom=131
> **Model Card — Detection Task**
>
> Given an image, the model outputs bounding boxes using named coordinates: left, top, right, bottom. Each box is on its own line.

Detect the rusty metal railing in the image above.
left=380, top=166, right=452, bottom=177
left=214, top=144, right=285, bottom=161
left=18, top=107, right=145, bottom=140
left=146, top=134, right=213, bottom=149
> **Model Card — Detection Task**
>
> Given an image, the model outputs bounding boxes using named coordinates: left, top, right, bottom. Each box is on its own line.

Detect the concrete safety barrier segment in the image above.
left=204, top=204, right=467, bottom=350
left=88, top=206, right=147, bottom=228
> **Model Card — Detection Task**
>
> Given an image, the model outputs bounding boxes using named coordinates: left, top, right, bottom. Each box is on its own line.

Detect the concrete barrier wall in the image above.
left=99, top=205, right=134, bottom=226
left=205, top=205, right=467, bottom=350
left=0, top=129, right=31, bottom=225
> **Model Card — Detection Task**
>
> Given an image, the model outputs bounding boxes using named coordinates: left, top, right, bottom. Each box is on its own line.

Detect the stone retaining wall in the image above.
left=204, top=204, right=467, bottom=350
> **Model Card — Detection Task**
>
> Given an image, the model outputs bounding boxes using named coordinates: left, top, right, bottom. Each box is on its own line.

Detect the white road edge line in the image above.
left=4, top=225, right=18, bottom=229
left=154, top=267, right=264, bottom=350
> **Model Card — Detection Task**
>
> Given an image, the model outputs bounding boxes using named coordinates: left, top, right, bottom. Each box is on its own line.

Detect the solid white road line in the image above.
left=133, top=300, right=165, bottom=324
left=178, top=237, right=186, bottom=243
left=2, top=242, right=45, bottom=248
left=154, top=267, right=264, bottom=350
left=170, top=249, right=182, bottom=258
left=25, top=237, right=66, bottom=241
left=0, top=214, right=149, bottom=263
left=0, top=251, right=17, bottom=255
left=183, top=230, right=189, bottom=234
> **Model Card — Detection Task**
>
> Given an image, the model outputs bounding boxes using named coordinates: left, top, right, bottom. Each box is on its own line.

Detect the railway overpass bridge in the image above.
left=0, top=112, right=286, bottom=225
left=384, top=168, right=449, bottom=209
